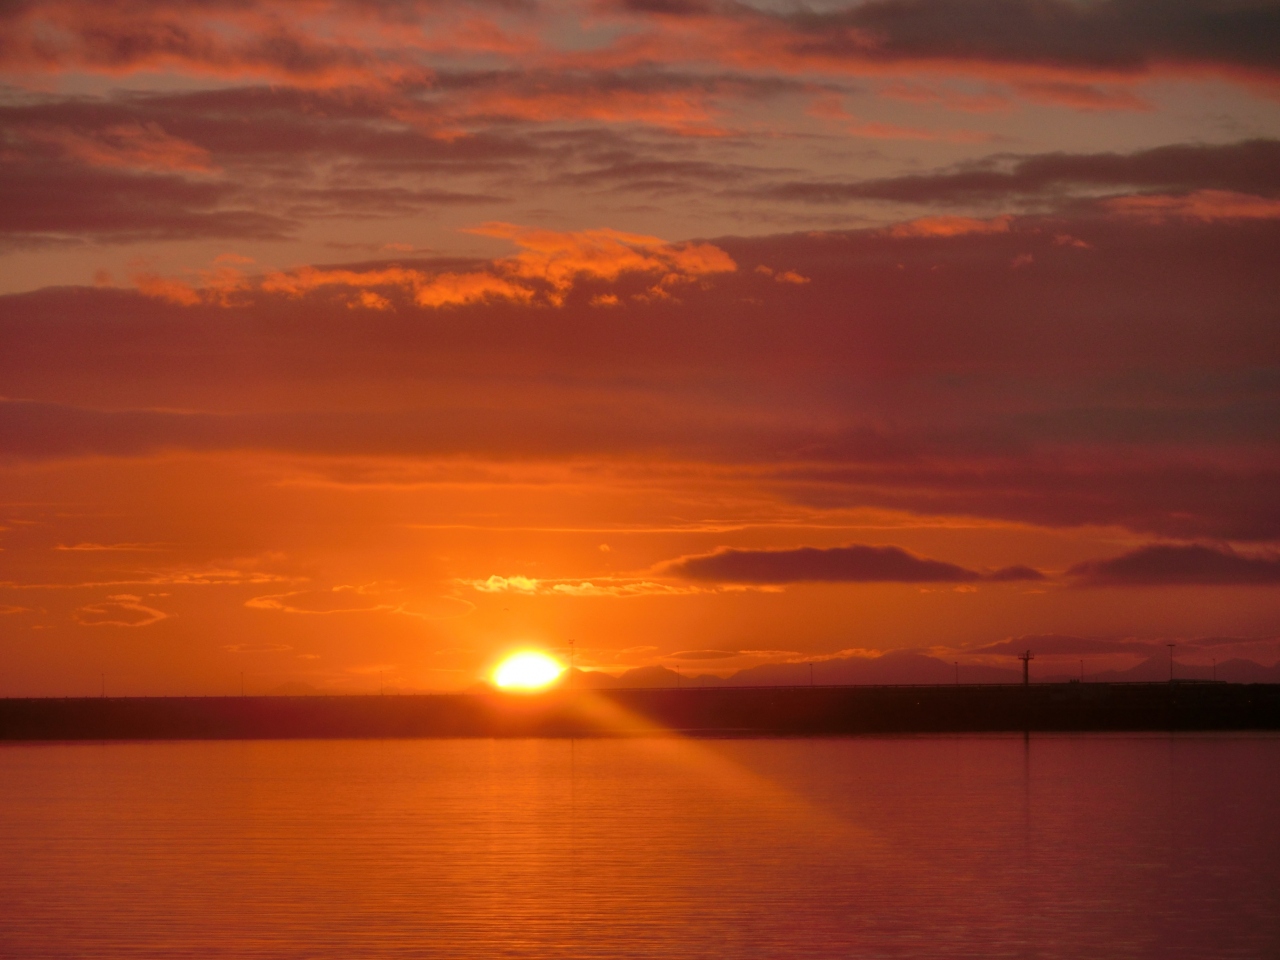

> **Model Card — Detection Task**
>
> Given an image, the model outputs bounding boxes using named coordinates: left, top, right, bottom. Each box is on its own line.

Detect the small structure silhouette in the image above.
left=1018, top=650, right=1034, bottom=686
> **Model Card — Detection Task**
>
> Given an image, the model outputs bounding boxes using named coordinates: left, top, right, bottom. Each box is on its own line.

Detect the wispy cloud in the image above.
left=74, top=594, right=168, bottom=627
left=462, top=574, right=720, bottom=597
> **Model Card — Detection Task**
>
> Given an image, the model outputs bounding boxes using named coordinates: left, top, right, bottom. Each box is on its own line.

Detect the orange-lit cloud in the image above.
left=134, top=225, right=736, bottom=308
left=463, top=575, right=714, bottom=598
left=1104, top=189, right=1280, bottom=222
left=887, top=215, right=1012, bottom=238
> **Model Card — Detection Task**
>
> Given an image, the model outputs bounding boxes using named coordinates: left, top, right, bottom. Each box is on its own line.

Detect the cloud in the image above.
left=0, top=0, right=448, bottom=87
left=1103, top=190, right=1280, bottom=222
left=246, top=584, right=474, bottom=618
left=801, top=0, right=1280, bottom=76
left=245, top=586, right=402, bottom=615
left=466, top=223, right=736, bottom=303
left=17, top=122, right=216, bottom=173
left=804, top=92, right=991, bottom=142
left=4, top=213, right=1279, bottom=541
left=8, top=0, right=1280, bottom=102
left=74, top=594, right=168, bottom=627
left=132, top=225, right=736, bottom=308
left=1069, top=543, right=1280, bottom=586
left=754, top=265, right=811, bottom=283
left=2, top=566, right=294, bottom=590
left=433, top=68, right=740, bottom=136
left=468, top=575, right=540, bottom=594
left=462, top=575, right=712, bottom=597
left=664, top=544, right=1043, bottom=585
left=887, top=215, right=1012, bottom=238
left=0, top=160, right=293, bottom=244
left=968, top=634, right=1158, bottom=656
left=615, top=0, right=1280, bottom=89
left=54, top=542, right=164, bottom=551
left=755, top=139, right=1280, bottom=207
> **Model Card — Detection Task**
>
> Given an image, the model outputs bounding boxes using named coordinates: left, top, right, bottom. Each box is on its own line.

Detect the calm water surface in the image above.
left=1, top=734, right=1277, bottom=958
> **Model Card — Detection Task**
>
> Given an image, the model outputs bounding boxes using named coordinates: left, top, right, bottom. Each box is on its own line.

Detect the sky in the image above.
left=2, top=0, right=1280, bottom=695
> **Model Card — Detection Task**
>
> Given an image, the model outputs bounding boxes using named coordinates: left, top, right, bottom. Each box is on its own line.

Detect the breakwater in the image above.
left=3, top=682, right=1279, bottom=740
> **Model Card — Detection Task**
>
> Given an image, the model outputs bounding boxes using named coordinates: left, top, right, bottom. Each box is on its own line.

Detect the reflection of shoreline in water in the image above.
left=2, top=682, right=1278, bottom=740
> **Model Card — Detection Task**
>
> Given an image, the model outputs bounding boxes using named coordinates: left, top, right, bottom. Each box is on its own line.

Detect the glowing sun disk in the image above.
left=493, top=651, right=564, bottom=690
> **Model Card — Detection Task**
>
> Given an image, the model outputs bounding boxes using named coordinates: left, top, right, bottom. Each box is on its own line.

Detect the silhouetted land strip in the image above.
left=3, top=682, right=1280, bottom=740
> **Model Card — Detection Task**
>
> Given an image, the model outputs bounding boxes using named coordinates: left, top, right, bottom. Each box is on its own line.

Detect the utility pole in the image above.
left=675, top=664, right=680, bottom=689
left=240, top=671, right=244, bottom=697
left=569, top=639, right=574, bottom=690
left=809, top=662, right=814, bottom=687
left=1080, top=659, right=1084, bottom=682
left=1167, top=643, right=1175, bottom=682
left=954, top=662, right=959, bottom=685
left=1212, top=658, right=1216, bottom=682
left=101, top=673, right=105, bottom=698
left=1018, top=650, right=1034, bottom=686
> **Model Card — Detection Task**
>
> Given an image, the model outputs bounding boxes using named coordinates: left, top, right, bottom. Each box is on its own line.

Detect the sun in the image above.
left=492, top=651, right=564, bottom=691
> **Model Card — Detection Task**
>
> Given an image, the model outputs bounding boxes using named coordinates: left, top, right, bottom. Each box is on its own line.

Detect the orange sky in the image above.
left=2, top=0, right=1280, bottom=694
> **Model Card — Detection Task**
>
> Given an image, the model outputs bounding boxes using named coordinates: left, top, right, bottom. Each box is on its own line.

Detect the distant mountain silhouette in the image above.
left=575, top=651, right=1021, bottom=688
left=1052, top=656, right=1280, bottom=685
left=576, top=651, right=1280, bottom=688
left=714, top=651, right=1020, bottom=686
left=573, top=665, right=678, bottom=689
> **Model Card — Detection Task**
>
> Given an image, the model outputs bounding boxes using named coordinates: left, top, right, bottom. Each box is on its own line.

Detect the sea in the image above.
left=1, top=734, right=1277, bottom=958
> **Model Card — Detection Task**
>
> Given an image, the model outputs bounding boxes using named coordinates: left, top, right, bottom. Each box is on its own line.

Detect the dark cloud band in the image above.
left=664, top=544, right=1043, bottom=584
left=1070, top=544, right=1280, bottom=586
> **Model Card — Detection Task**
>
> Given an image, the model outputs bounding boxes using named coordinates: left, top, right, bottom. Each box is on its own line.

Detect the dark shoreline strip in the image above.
left=3, top=683, right=1279, bottom=740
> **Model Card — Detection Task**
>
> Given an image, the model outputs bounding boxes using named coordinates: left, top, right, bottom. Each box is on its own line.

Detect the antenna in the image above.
left=1018, top=650, right=1034, bottom=686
